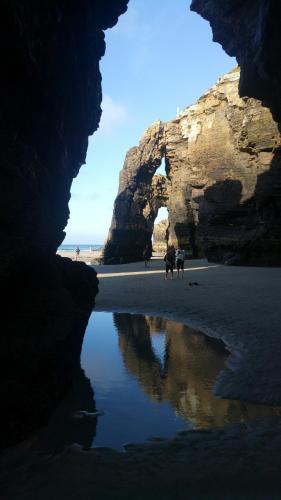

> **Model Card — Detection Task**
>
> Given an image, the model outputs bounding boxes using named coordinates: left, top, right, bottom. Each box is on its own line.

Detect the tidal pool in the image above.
left=77, top=311, right=281, bottom=450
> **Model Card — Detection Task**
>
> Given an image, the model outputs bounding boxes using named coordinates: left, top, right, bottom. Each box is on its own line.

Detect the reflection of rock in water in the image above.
left=36, top=367, right=97, bottom=451
left=114, top=314, right=163, bottom=401
left=114, top=313, right=281, bottom=429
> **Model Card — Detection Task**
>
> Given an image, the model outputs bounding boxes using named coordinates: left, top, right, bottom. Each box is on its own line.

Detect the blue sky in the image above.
left=64, top=0, right=235, bottom=244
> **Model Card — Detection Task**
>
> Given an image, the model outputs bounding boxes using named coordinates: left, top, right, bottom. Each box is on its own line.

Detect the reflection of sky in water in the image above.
left=82, top=313, right=127, bottom=396
left=81, top=312, right=281, bottom=450
left=150, top=332, right=166, bottom=368
left=81, top=313, right=188, bottom=449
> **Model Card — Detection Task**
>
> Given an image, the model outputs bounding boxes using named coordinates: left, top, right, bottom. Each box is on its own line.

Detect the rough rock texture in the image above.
left=0, top=0, right=128, bottom=449
left=103, top=121, right=167, bottom=263
left=104, top=67, right=281, bottom=265
left=152, top=219, right=168, bottom=253
left=36, top=366, right=97, bottom=453
left=191, top=0, right=281, bottom=127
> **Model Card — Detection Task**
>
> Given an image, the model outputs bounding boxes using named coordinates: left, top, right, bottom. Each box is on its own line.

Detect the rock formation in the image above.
left=153, top=219, right=168, bottom=253
left=190, top=1, right=281, bottom=127
left=114, top=313, right=279, bottom=429
left=0, top=0, right=128, bottom=449
left=104, top=67, right=281, bottom=265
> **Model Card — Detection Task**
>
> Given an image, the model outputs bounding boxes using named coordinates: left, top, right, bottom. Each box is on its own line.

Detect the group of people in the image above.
left=164, top=245, right=185, bottom=279
left=143, top=243, right=185, bottom=279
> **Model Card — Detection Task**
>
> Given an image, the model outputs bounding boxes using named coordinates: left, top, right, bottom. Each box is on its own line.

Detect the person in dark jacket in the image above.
left=164, top=246, right=175, bottom=279
left=143, top=244, right=150, bottom=268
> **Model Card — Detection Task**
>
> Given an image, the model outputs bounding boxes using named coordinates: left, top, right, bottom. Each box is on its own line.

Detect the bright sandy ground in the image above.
left=57, top=249, right=101, bottom=264
left=2, top=258, right=281, bottom=499
left=96, top=257, right=281, bottom=405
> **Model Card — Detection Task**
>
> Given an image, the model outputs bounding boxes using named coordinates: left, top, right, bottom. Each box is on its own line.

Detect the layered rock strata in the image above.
left=104, top=67, right=281, bottom=265
left=0, top=0, right=128, bottom=448
left=190, top=1, right=281, bottom=127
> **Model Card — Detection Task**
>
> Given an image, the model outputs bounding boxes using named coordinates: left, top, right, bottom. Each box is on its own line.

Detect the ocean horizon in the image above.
left=58, top=244, right=103, bottom=252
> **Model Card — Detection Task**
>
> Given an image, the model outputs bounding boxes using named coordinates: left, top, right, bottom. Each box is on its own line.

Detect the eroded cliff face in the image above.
left=103, top=121, right=167, bottom=263
left=104, top=67, right=281, bottom=265
left=0, top=0, right=128, bottom=449
left=190, top=1, right=281, bottom=126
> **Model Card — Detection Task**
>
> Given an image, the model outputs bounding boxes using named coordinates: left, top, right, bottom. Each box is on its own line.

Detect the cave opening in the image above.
left=152, top=206, right=169, bottom=254
left=154, top=206, right=168, bottom=225
left=59, top=0, right=235, bottom=263
left=156, top=158, right=167, bottom=177
left=3, top=0, right=281, bottom=494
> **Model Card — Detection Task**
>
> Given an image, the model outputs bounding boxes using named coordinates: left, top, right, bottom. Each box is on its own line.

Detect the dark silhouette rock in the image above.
left=0, top=0, right=128, bottom=449
left=191, top=1, right=281, bottom=126
left=36, top=367, right=97, bottom=452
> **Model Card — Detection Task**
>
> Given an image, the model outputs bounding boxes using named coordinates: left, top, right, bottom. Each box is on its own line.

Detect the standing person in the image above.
left=171, top=245, right=176, bottom=269
left=75, top=246, right=80, bottom=260
left=176, top=246, right=185, bottom=278
left=164, top=246, right=174, bottom=280
left=143, top=244, right=150, bottom=268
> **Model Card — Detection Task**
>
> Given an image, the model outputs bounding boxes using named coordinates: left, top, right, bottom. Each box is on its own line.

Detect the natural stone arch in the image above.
left=103, top=114, right=202, bottom=264
left=103, top=121, right=167, bottom=263
left=104, top=67, right=280, bottom=265
left=142, top=174, right=169, bottom=231
left=143, top=184, right=170, bottom=255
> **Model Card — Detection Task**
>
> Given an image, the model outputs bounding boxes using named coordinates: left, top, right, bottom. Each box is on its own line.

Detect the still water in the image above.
left=78, top=312, right=281, bottom=450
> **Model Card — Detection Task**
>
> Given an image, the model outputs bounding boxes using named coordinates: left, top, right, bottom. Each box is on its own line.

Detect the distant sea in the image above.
left=58, top=244, right=103, bottom=252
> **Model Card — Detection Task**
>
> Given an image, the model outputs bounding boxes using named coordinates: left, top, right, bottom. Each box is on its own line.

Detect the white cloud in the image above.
left=98, top=95, right=128, bottom=134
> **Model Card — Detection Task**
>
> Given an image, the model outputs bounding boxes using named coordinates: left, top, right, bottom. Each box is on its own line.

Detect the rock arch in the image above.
left=103, top=121, right=166, bottom=263
left=104, top=67, right=281, bottom=265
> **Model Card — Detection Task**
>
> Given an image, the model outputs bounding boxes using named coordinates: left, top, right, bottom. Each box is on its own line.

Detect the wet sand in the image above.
left=96, top=258, right=281, bottom=405
left=2, top=258, right=281, bottom=499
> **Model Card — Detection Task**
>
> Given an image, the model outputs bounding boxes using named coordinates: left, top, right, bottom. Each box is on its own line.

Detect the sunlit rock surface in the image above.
left=0, top=0, right=128, bottom=449
left=103, top=120, right=167, bottom=263
left=153, top=220, right=168, bottom=253
left=104, top=67, right=281, bottom=265
left=191, top=0, right=281, bottom=126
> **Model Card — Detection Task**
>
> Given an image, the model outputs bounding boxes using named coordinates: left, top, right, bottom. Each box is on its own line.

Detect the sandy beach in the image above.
left=2, top=258, right=281, bottom=499
left=95, top=257, right=281, bottom=405
left=57, top=249, right=103, bottom=265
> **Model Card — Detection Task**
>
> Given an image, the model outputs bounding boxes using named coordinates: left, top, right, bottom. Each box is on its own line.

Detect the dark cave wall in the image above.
left=1, top=0, right=128, bottom=258
left=190, top=0, right=281, bottom=126
left=0, top=0, right=128, bottom=449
